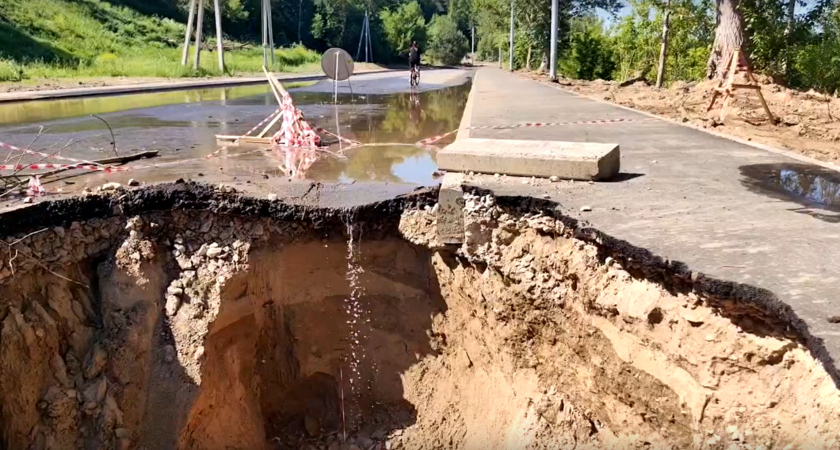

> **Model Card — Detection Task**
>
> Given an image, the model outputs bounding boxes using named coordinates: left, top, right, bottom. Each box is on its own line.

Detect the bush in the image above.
left=560, top=17, right=615, bottom=80
left=793, top=40, right=840, bottom=94
left=427, top=15, right=469, bottom=66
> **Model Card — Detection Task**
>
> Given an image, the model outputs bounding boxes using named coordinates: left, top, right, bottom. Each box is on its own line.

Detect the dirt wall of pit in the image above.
left=0, top=182, right=837, bottom=450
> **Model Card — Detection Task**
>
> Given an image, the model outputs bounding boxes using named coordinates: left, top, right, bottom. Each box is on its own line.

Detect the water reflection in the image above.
left=0, top=84, right=280, bottom=126
left=740, top=163, right=840, bottom=221
left=0, top=80, right=471, bottom=187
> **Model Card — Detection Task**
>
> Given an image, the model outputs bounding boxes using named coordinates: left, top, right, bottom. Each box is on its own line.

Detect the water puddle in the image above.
left=740, top=163, right=840, bottom=219
left=0, top=77, right=470, bottom=192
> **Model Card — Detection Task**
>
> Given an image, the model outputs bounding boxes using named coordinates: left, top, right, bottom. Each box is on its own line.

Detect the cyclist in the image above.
left=409, top=41, right=421, bottom=84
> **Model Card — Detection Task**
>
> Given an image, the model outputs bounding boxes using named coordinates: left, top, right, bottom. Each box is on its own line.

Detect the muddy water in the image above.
left=0, top=77, right=470, bottom=194
left=740, top=163, right=840, bottom=215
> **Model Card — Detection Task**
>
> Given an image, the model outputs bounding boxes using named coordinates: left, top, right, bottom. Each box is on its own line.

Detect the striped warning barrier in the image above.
left=0, top=163, right=129, bottom=173
left=415, top=118, right=655, bottom=147
left=0, top=140, right=112, bottom=168
left=242, top=109, right=281, bottom=137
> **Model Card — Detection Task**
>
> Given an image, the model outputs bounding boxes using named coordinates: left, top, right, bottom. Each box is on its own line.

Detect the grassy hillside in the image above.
left=0, top=0, right=320, bottom=81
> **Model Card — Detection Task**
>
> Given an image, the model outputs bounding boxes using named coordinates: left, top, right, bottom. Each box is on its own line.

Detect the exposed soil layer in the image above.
left=522, top=71, right=840, bottom=165
left=0, top=183, right=838, bottom=450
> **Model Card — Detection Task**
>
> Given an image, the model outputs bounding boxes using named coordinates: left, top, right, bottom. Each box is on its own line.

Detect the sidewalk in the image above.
left=460, top=68, right=840, bottom=374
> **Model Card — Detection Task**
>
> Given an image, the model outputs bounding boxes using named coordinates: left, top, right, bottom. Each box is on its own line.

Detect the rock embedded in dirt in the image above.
left=83, top=343, right=108, bottom=379
left=100, top=182, right=121, bottom=191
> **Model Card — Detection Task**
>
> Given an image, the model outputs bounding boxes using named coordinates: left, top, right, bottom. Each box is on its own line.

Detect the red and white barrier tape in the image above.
left=469, top=117, right=653, bottom=130
left=416, top=118, right=654, bottom=147
left=416, top=130, right=459, bottom=146
left=0, top=163, right=129, bottom=173
left=0, top=140, right=112, bottom=168
left=242, top=109, right=280, bottom=137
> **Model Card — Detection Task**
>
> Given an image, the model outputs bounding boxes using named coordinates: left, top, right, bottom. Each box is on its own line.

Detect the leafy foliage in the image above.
left=427, top=14, right=470, bottom=64
left=609, top=0, right=713, bottom=83
left=559, top=16, right=614, bottom=80
left=380, top=1, right=427, bottom=58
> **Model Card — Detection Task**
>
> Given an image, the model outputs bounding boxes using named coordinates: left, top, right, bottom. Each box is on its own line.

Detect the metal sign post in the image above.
left=508, top=0, right=514, bottom=71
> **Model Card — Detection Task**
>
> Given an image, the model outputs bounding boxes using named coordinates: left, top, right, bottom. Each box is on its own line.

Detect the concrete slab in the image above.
left=437, top=138, right=620, bottom=180
left=437, top=173, right=466, bottom=244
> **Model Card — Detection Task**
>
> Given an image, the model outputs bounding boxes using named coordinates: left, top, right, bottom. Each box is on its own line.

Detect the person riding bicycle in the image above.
left=409, top=41, right=421, bottom=75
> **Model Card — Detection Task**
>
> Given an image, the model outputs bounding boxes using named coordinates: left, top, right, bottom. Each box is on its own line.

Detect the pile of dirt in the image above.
left=524, top=72, right=840, bottom=165
left=0, top=184, right=838, bottom=449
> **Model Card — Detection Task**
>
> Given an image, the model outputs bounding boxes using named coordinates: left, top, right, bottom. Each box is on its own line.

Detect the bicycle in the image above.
left=410, top=64, right=420, bottom=87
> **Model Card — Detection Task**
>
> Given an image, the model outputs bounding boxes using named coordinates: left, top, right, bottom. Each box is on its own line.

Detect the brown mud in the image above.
left=523, top=72, right=840, bottom=165
left=0, top=182, right=838, bottom=450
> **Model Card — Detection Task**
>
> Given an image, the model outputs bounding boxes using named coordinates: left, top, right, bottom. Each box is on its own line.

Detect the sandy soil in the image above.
left=522, top=71, right=840, bottom=165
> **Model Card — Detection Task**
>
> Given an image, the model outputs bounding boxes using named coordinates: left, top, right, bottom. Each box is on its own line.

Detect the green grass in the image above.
left=0, top=0, right=321, bottom=82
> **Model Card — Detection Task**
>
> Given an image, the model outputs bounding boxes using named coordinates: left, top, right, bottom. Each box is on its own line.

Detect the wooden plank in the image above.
left=215, top=135, right=273, bottom=145
left=730, top=84, right=762, bottom=90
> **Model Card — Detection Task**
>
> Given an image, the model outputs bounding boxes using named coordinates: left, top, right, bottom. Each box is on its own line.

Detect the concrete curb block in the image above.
left=455, top=71, right=479, bottom=142
left=436, top=173, right=466, bottom=245
left=516, top=70, right=840, bottom=174
left=438, top=138, right=620, bottom=180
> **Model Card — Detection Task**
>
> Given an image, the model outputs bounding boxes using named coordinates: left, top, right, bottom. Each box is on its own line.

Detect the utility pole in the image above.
left=367, top=11, right=373, bottom=62
left=265, top=0, right=275, bottom=64
left=213, top=0, right=225, bottom=72
left=655, top=0, right=672, bottom=88
left=356, top=12, right=373, bottom=63
left=364, top=12, right=369, bottom=63
left=193, top=0, right=205, bottom=70
left=508, top=0, right=514, bottom=71
left=262, top=0, right=269, bottom=66
left=298, top=0, right=304, bottom=44
left=181, top=0, right=197, bottom=66
left=471, top=26, right=475, bottom=57
left=549, top=0, right=558, bottom=80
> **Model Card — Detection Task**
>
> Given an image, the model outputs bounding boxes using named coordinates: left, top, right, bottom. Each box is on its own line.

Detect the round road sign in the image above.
left=321, top=48, right=354, bottom=81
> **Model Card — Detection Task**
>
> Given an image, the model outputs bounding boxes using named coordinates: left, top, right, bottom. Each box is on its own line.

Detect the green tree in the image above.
left=559, top=16, right=614, bottom=80
left=609, top=0, right=713, bottom=83
left=427, top=14, right=469, bottom=64
left=380, top=1, right=427, bottom=58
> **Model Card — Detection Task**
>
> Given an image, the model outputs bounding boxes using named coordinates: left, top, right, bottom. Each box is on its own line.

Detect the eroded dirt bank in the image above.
left=0, top=183, right=837, bottom=450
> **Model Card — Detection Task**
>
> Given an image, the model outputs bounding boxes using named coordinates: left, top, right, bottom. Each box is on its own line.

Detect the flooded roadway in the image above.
left=0, top=69, right=472, bottom=197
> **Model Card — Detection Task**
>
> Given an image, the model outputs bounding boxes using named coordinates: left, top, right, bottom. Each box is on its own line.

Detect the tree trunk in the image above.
left=526, top=46, right=532, bottom=71
left=538, top=48, right=548, bottom=73
left=655, top=0, right=672, bottom=88
left=783, top=0, right=795, bottom=78
left=706, top=0, right=746, bottom=79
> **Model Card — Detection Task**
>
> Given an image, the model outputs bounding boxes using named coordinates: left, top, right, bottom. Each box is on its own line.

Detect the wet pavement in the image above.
left=0, top=69, right=472, bottom=198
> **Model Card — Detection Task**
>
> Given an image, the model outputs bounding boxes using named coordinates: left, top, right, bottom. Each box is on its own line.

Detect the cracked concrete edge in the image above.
left=455, top=182, right=840, bottom=387
left=2, top=179, right=837, bottom=385
left=455, top=71, right=479, bottom=142
left=516, top=71, right=840, bottom=174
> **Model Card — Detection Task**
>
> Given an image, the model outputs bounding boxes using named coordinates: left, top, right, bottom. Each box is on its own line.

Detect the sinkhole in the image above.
left=0, top=183, right=838, bottom=450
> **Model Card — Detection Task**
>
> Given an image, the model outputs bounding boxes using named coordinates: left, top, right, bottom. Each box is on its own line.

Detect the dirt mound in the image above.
left=0, top=185, right=838, bottom=449
left=528, top=72, right=840, bottom=165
